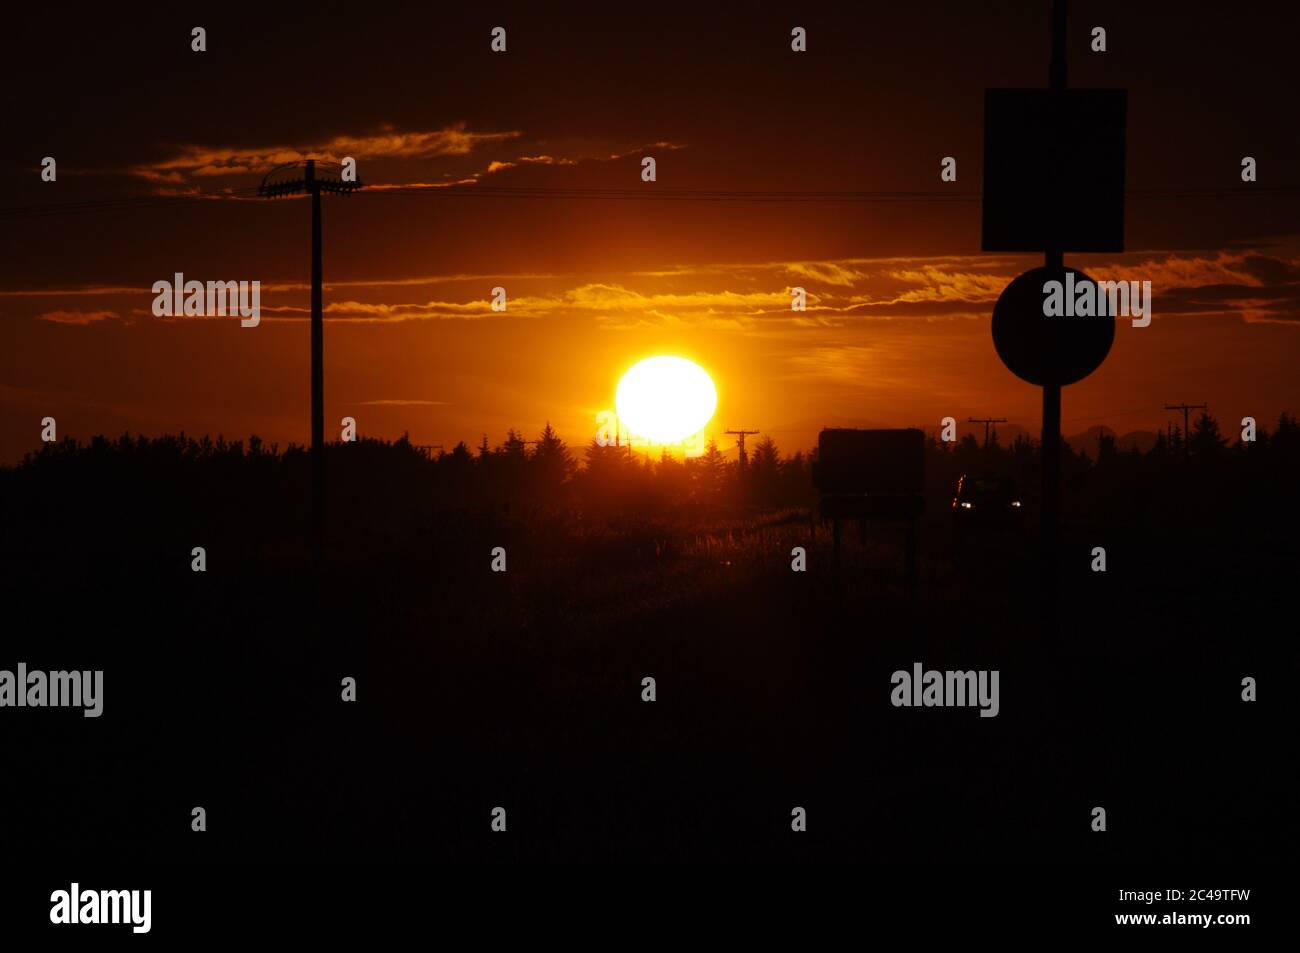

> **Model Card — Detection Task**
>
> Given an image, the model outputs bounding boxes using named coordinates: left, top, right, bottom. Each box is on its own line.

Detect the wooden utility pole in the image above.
left=309, top=162, right=324, bottom=559
left=968, top=416, right=1008, bottom=447
left=1164, top=403, right=1207, bottom=455
left=725, top=429, right=759, bottom=474
left=259, top=159, right=362, bottom=565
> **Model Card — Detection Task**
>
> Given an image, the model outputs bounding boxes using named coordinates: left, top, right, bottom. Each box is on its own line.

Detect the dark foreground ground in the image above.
left=0, top=446, right=1294, bottom=864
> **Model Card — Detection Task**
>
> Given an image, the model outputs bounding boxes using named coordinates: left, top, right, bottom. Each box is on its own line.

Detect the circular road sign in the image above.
left=992, top=265, right=1115, bottom=386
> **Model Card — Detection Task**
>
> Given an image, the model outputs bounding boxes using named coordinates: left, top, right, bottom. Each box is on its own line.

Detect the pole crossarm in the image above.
left=968, top=416, right=1008, bottom=446
left=1164, top=403, right=1208, bottom=453
left=258, top=160, right=364, bottom=198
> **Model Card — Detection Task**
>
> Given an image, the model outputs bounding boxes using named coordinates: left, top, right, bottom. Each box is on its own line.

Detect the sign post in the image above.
left=981, top=0, right=1127, bottom=637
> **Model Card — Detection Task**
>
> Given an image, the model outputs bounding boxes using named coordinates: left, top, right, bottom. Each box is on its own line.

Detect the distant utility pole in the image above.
left=1164, top=403, right=1207, bottom=455
left=259, top=159, right=363, bottom=564
left=725, top=429, right=760, bottom=473
left=968, top=416, right=1008, bottom=447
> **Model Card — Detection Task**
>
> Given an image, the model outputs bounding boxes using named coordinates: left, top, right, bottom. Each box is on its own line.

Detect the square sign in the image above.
left=814, top=428, right=924, bottom=496
left=981, top=88, right=1127, bottom=253
left=814, top=428, right=926, bottom=521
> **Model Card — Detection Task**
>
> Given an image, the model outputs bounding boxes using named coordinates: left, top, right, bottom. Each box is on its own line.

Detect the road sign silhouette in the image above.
left=982, top=88, right=1127, bottom=253
left=991, top=266, right=1115, bottom=387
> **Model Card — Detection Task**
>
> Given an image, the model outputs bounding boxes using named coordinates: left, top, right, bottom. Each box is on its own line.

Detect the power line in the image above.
left=366, top=184, right=1300, bottom=202
left=2, top=184, right=1296, bottom=221
left=0, top=188, right=263, bottom=220
left=1060, top=405, right=1164, bottom=423
left=370, top=186, right=984, bottom=203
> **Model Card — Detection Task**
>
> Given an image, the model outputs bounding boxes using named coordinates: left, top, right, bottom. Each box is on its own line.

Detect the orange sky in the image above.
left=5, top=240, right=1298, bottom=462
left=2, top=4, right=1298, bottom=463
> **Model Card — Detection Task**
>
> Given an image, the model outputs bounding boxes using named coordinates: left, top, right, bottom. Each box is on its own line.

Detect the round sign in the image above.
left=992, top=266, right=1115, bottom=386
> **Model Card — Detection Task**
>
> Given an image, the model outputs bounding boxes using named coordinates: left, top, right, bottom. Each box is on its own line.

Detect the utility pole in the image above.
left=968, top=416, right=1008, bottom=447
left=725, top=429, right=760, bottom=474
left=259, top=159, right=362, bottom=565
left=1164, top=403, right=1207, bottom=455
left=613, top=419, right=633, bottom=460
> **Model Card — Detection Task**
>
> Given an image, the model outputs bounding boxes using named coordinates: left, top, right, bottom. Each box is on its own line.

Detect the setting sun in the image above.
left=616, top=356, right=717, bottom=444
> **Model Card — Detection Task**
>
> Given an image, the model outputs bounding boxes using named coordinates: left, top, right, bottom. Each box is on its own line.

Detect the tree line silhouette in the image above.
left=2, top=410, right=1296, bottom=569
left=7, top=410, right=1300, bottom=505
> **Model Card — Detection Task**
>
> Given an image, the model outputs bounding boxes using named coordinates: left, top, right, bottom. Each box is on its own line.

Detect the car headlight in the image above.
left=960, top=501, right=973, bottom=509
left=1010, top=501, right=1021, bottom=508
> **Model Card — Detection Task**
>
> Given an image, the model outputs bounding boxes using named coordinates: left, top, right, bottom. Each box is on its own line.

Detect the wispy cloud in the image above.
left=18, top=244, right=1300, bottom=328
left=384, top=139, right=686, bottom=188
left=126, top=123, right=523, bottom=185
left=36, top=309, right=121, bottom=325
left=784, top=262, right=867, bottom=287
left=358, top=399, right=450, bottom=406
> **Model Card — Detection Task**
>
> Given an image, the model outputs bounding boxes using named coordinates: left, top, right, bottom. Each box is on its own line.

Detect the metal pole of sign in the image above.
left=1050, top=0, right=1067, bottom=91
left=1042, top=0, right=1068, bottom=639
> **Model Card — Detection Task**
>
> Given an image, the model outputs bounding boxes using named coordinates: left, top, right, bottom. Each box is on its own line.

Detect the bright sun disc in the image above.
left=616, top=356, right=717, bottom=443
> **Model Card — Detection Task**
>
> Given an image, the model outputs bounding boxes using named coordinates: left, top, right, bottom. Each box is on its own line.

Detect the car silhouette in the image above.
left=951, top=473, right=1024, bottom=528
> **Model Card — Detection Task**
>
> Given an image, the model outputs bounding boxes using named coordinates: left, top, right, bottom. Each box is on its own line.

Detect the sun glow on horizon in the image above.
left=615, top=356, right=717, bottom=445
